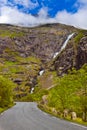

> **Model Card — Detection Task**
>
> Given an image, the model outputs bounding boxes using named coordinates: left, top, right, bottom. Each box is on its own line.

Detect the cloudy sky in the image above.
left=0, top=0, right=87, bottom=29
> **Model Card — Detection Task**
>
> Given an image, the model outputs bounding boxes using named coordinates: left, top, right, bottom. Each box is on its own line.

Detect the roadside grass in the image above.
left=38, top=104, right=87, bottom=127
left=0, top=107, right=5, bottom=113
left=0, top=103, right=15, bottom=114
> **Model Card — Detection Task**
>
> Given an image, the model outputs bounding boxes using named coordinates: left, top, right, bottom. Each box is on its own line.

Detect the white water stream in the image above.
left=30, top=87, right=34, bottom=94
left=30, top=70, right=45, bottom=94
left=53, top=33, right=74, bottom=58
left=39, top=70, right=45, bottom=76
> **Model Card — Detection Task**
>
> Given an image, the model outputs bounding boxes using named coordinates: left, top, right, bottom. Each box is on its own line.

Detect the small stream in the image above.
left=39, top=70, right=45, bottom=76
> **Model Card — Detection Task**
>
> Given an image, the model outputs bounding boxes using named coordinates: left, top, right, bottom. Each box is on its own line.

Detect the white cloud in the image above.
left=0, top=6, right=55, bottom=26
left=55, top=0, right=87, bottom=29
left=0, top=0, right=7, bottom=5
left=0, top=6, right=35, bottom=25
left=77, top=0, right=87, bottom=4
left=55, top=8, right=87, bottom=29
left=38, top=8, right=48, bottom=18
left=0, top=0, right=7, bottom=3
left=75, top=0, right=87, bottom=9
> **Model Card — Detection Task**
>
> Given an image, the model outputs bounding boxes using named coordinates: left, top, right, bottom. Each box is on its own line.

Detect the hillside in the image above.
left=0, top=23, right=87, bottom=96
left=0, top=24, right=76, bottom=61
left=0, top=24, right=75, bottom=94
left=0, top=23, right=87, bottom=122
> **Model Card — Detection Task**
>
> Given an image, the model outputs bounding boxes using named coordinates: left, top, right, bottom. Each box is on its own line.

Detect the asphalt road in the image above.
left=0, top=102, right=87, bottom=130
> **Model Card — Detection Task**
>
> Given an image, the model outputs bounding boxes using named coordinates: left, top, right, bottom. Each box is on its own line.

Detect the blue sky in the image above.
left=0, top=0, right=87, bottom=29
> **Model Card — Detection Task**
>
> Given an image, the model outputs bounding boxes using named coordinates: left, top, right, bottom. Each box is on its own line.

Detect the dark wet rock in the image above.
left=13, top=78, right=23, bottom=85
left=76, top=36, right=87, bottom=69
left=16, top=93, right=27, bottom=98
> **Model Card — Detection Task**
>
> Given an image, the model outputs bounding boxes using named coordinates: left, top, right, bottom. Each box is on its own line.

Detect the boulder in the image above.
left=13, top=78, right=23, bottom=85
left=63, top=109, right=69, bottom=118
left=52, top=108, right=57, bottom=114
left=42, top=95, right=48, bottom=104
left=71, top=112, right=77, bottom=120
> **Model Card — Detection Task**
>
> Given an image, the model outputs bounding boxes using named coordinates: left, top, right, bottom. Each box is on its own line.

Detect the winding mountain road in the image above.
left=0, top=102, right=87, bottom=130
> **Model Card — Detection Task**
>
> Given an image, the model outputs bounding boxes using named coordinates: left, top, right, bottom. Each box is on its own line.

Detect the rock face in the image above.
left=0, top=24, right=76, bottom=62
left=54, top=35, right=75, bottom=75
left=76, top=36, right=87, bottom=69
left=0, top=24, right=87, bottom=72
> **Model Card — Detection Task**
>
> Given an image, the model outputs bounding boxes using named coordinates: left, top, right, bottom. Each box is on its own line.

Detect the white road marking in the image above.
left=70, top=122, right=87, bottom=129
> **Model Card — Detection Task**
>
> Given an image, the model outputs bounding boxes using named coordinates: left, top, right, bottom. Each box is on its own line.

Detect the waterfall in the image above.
left=53, top=52, right=59, bottom=59
left=53, top=33, right=74, bottom=58
left=39, top=70, right=44, bottom=76
left=30, top=87, right=34, bottom=94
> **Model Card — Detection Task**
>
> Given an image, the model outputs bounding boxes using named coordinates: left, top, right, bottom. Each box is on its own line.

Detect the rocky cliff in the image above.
left=53, top=30, right=87, bottom=75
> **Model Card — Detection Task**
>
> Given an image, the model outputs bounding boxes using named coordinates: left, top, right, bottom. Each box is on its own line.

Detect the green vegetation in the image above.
left=16, top=56, right=41, bottom=64
left=0, top=76, right=15, bottom=113
left=39, top=64, right=87, bottom=123
left=0, top=55, right=42, bottom=104
left=21, top=87, right=48, bottom=102
left=19, top=71, right=56, bottom=102
left=0, top=30, right=24, bottom=38
left=74, top=30, right=85, bottom=43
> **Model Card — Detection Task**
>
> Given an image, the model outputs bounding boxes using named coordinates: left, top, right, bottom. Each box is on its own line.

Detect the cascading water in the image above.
left=53, top=33, right=74, bottom=58
left=30, top=70, right=45, bottom=94
left=30, top=87, right=34, bottom=94
left=39, top=70, right=45, bottom=76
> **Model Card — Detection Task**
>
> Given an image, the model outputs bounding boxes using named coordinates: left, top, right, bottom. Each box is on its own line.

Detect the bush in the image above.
left=0, top=76, right=15, bottom=108
left=47, top=65, right=87, bottom=121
